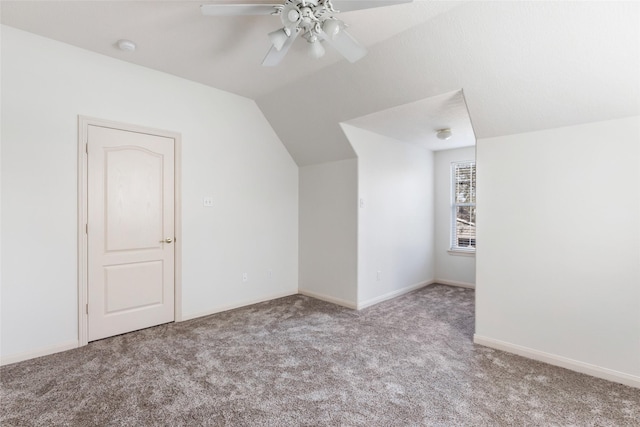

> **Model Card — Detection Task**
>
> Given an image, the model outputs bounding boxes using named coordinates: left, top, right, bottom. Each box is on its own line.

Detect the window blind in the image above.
left=451, top=161, right=476, bottom=250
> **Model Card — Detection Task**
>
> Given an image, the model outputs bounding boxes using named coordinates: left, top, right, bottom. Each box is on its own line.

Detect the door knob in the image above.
left=160, top=238, right=173, bottom=244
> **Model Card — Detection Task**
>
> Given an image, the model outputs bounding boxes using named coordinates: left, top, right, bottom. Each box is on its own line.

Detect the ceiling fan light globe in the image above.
left=268, top=29, right=289, bottom=51
left=308, top=39, right=325, bottom=59
left=287, top=10, right=300, bottom=23
left=322, top=19, right=341, bottom=39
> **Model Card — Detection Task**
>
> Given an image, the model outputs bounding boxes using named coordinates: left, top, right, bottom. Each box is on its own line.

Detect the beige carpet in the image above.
left=1, top=284, right=638, bottom=426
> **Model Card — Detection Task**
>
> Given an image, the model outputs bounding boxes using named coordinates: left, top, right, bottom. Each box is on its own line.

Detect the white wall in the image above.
left=1, top=26, right=298, bottom=361
left=298, top=159, right=358, bottom=307
left=434, top=147, right=476, bottom=287
left=475, top=116, right=640, bottom=386
left=344, top=125, right=435, bottom=308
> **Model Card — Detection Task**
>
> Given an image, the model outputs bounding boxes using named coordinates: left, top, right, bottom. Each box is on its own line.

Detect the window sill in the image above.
left=448, top=249, right=476, bottom=257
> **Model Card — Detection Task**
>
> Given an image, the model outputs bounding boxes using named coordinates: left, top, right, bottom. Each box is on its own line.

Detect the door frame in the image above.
left=77, top=116, right=183, bottom=347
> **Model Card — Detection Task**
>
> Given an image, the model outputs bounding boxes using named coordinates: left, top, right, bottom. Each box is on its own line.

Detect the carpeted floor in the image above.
left=1, top=284, right=638, bottom=426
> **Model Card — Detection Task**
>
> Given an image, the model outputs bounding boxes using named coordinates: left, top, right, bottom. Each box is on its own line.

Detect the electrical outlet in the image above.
left=376, top=271, right=381, bottom=281
left=242, top=272, right=248, bottom=282
left=203, top=197, right=214, bottom=207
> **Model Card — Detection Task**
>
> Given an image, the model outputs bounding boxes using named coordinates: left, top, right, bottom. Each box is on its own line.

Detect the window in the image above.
left=451, top=161, right=476, bottom=251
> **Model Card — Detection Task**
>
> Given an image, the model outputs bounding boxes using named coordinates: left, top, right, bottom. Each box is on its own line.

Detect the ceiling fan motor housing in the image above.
left=200, top=0, right=369, bottom=66
left=279, top=0, right=337, bottom=41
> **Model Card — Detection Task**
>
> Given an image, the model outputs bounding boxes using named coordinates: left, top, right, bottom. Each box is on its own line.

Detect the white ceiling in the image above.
left=0, top=0, right=457, bottom=99
left=2, top=1, right=639, bottom=166
left=256, top=1, right=640, bottom=165
left=345, top=89, right=475, bottom=151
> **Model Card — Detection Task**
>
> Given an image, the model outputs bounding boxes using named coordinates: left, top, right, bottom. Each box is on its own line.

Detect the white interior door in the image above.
left=87, top=124, right=175, bottom=341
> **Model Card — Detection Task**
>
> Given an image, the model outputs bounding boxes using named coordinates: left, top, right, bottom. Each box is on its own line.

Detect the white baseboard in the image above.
left=357, top=280, right=435, bottom=310
left=180, top=290, right=298, bottom=322
left=474, top=335, right=640, bottom=389
left=434, top=279, right=475, bottom=289
left=1, top=340, right=79, bottom=366
left=298, top=289, right=357, bottom=309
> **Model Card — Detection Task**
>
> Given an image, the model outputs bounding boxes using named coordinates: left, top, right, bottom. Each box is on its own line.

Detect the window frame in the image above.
left=450, top=161, right=476, bottom=254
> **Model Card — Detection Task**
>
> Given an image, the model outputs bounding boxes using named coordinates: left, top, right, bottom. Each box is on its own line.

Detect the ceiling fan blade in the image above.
left=262, top=28, right=301, bottom=66
left=319, top=29, right=367, bottom=63
left=200, top=4, right=280, bottom=16
left=332, top=0, right=412, bottom=13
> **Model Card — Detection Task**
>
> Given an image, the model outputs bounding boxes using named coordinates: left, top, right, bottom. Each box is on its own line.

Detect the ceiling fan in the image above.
left=201, top=0, right=411, bottom=66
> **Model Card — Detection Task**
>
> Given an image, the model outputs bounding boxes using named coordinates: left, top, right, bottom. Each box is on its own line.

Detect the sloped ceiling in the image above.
left=2, top=1, right=639, bottom=166
left=0, top=0, right=453, bottom=99
left=257, top=1, right=640, bottom=165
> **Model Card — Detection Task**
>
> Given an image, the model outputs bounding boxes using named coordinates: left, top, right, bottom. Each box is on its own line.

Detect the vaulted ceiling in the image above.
left=1, top=0, right=451, bottom=99
left=2, top=1, right=639, bottom=166
left=256, top=1, right=640, bottom=165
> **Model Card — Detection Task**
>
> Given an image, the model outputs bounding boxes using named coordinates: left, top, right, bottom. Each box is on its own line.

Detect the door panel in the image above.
left=104, top=261, right=164, bottom=314
left=105, top=148, right=164, bottom=252
left=88, top=125, right=174, bottom=341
